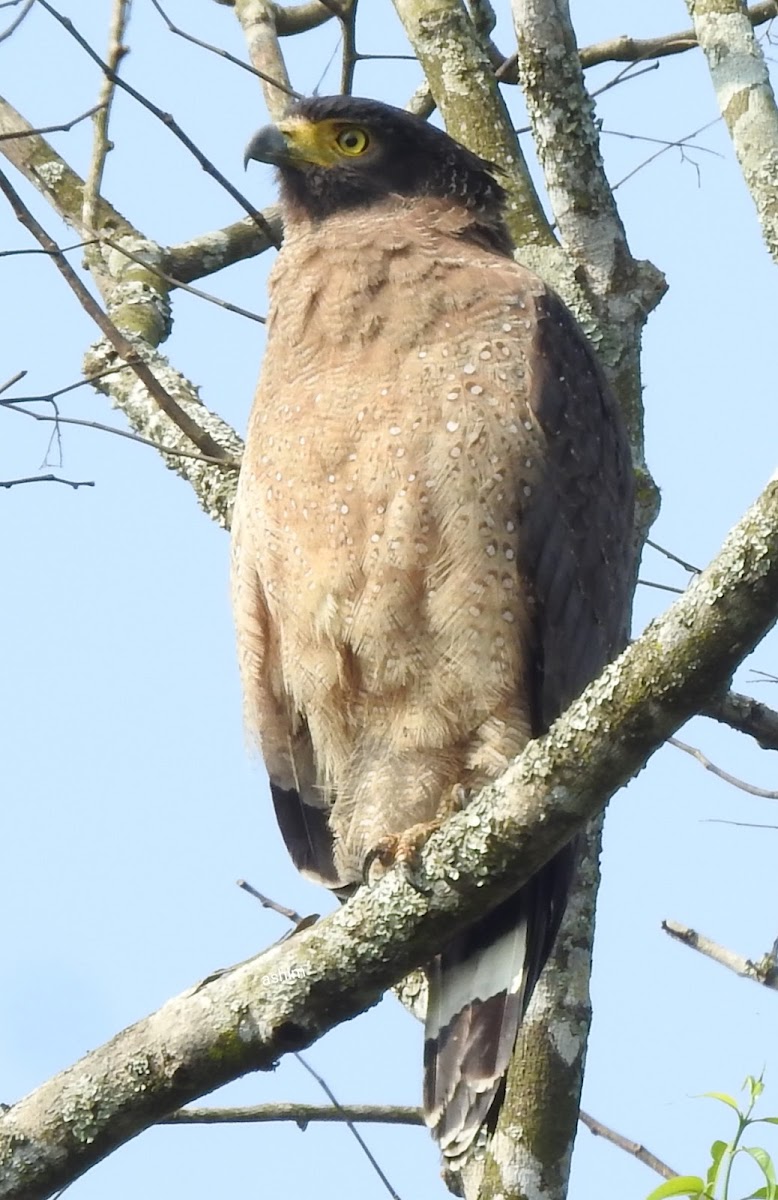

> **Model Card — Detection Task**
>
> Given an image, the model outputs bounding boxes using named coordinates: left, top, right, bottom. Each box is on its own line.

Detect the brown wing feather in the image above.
left=425, top=284, right=634, bottom=1157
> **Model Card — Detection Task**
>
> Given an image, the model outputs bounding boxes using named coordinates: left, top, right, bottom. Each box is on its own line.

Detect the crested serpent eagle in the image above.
left=232, top=95, right=634, bottom=1159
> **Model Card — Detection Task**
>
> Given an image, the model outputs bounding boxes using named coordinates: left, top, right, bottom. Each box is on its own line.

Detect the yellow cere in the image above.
left=276, top=117, right=373, bottom=167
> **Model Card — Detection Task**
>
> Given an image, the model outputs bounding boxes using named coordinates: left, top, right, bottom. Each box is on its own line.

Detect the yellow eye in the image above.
left=335, top=126, right=370, bottom=156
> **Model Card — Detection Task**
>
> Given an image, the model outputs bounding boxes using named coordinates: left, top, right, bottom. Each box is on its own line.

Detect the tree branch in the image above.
left=36, top=0, right=280, bottom=245
left=702, top=689, right=778, bottom=751
left=2, top=461, right=778, bottom=1200
left=0, top=166, right=235, bottom=465
left=510, top=0, right=666, bottom=480
left=662, top=920, right=778, bottom=990
left=82, top=0, right=131, bottom=261
left=164, top=208, right=283, bottom=282
left=163, top=1102, right=424, bottom=1125
left=230, top=0, right=297, bottom=120
left=686, top=0, right=778, bottom=264
left=392, top=0, right=555, bottom=247
left=669, top=736, right=778, bottom=797
left=578, top=1110, right=678, bottom=1180
left=0, top=93, right=135, bottom=238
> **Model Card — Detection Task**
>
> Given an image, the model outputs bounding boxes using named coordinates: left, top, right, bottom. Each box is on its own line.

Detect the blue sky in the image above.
left=2, top=2, right=778, bottom=1198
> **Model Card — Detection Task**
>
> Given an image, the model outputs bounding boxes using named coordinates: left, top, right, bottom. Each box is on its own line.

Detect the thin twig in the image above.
left=237, top=880, right=302, bottom=925
left=339, top=0, right=359, bottom=95
left=0, top=474, right=94, bottom=489
left=0, top=165, right=234, bottom=464
left=83, top=0, right=132, bottom=258
left=0, top=370, right=26, bottom=396
left=669, top=736, right=778, bottom=798
left=589, top=60, right=660, bottom=99
left=579, top=1110, right=678, bottom=1180
left=163, top=1103, right=424, bottom=1126
left=662, top=920, right=778, bottom=990
left=0, top=239, right=100, bottom=257
left=638, top=579, right=686, bottom=595
left=149, top=0, right=300, bottom=97
left=93, top=232, right=265, bottom=323
left=4, top=400, right=231, bottom=465
left=295, top=1053, right=403, bottom=1200
left=701, top=690, right=778, bottom=752
left=0, top=364, right=131, bottom=404
left=612, top=119, right=720, bottom=191
left=647, top=538, right=701, bottom=575
left=35, top=0, right=280, bottom=247
left=0, top=0, right=32, bottom=43
left=0, top=104, right=106, bottom=142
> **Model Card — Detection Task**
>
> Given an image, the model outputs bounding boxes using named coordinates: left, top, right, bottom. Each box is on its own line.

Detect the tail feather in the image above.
left=423, top=844, right=577, bottom=1157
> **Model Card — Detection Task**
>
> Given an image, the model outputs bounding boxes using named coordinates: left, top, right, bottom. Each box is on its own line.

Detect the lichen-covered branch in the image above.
left=0, top=93, right=134, bottom=238
left=490, top=1, right=778, bottom=83
left=687, top=0, right=778, bottom=263
left=2, top=461, right=778, bottom=1200
left=511, top=0, right=628, bottom=285
left=0, top=165, right=236, bottom=469
left=0, top=96, right=244, bottom=524
left=392, top=0, right=555, bottom=246
left=165, top=208, right=283, bottom=281
left=511, top=0, right=665, bottom=471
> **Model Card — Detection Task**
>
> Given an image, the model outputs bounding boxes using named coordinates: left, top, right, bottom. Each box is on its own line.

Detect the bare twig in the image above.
left=0, top=370, right=26, bottom=395
left=93, top=232, right=265, bottom=322
left=83, top=0, right=132, bottom=262
left=3, top=400, right=230, bottom=466
left=0, top=365, right=130, bottom=403
left=702, top=690, right=778, bottom=752
left=669, top=736, right=778, bottom=798
left=338, top=0, right=359, bottom=94
left=579, top=1110, right=678, bottom=1180
left=162, top=1103, right=424, bottom=1126
left=647, top=541, right=701, bottom=576
left=0, top=474, right=94, bottom=489
left=0, top=166, right=234, bottom=464
left=686, top=0, right=778, bottom=262
left=0, top=0, right=32, bottom=43
left=639, top=579, right=686, bottom=595
left=612, top=119, right=720, bottom=192
left=751, top=669, right=778, bottom=683
left=295, top=1053, right=403, bottom=1200
left=35, top=0, right=280, bottom=247
left=662, top=920, right=778, bottom=990
left=0, top=104, right=106, bottom=142
left=149, top=0, right=300, bottom=97
left=237, top=880, right=302, bottom=925
left=0, top=239, right=100, bottom=257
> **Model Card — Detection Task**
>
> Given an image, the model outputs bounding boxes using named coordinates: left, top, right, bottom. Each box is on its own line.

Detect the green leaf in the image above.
left=705, top=1140, right=728, bottom=1188
left=745, top=1076, right=766, bottom=1104
left=744, top=1189, right=769, bottom=1199
left=743, top=1145, right=777, bottom=1196
left=754, top=1118, right=778, bottom=1127
left=643, top=1177, right=706, bottom=1200
left=703, top=1092, right=742, bottom=1115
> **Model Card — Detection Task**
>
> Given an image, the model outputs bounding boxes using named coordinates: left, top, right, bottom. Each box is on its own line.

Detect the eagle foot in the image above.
left=364, top=820, right=442, bottom=893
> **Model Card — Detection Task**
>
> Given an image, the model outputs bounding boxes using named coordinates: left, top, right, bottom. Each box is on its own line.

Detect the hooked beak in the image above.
left=244, top=124, right=294, bottom=170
